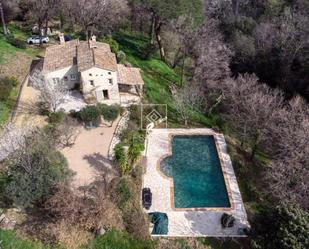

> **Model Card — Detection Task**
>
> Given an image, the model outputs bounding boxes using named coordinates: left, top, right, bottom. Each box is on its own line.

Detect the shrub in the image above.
left=115, top=178, right=132, bottom=210
left=97, top=104, right=120, bottom=126
left=87, top=229, right=154, bottom=249
left=112, top=178, right=150, bottom=239
left=235, top=17, right=256, bottom=34
left=141, top=43, right=157, bottom=60
left=127, top=131, right=145, bottom=165
left=128, top=143, right=145, bottom=165
left=116, top=50, right=126, bottom=63
left=48, top=111, right=65, bottom=124
left=101, top=36, right=119, bottom=53
left=0, top=171, right=10, bottom=206
left=80, top=105, right=101, bottom=127
left=114, top=144, right=129, bottom=175
left=252, top=203, right=309, bottom=249
left=53, top=221, right=92, bottom=249
left=129, top=105, right=141, bottom=125
left=69, top=109, right=81, bottom=120
left=0, top=76, right=18, bottom=102
left=6, top=35, right=26, bottom=49
left=5, top=150, right=72, bottom=208
left=4, top=131, right=73, bottom=208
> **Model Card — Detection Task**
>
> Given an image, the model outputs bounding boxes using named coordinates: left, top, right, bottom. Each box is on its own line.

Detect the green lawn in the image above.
left=0, top=23, right=44, bottom=124
left=0, top=230, right=54, bottom=249
left=115, top=31, right=216, bottom=127
left=0, top=86, right=18, bottom=125
left=0, top=23, right=44, bottom=64
left=85, top=229, right=155, bottom=249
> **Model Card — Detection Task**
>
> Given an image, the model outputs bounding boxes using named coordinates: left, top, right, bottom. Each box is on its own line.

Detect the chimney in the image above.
left=59, top=33, right=65, bottom=45
left=89, top=35, right=98, bottom=49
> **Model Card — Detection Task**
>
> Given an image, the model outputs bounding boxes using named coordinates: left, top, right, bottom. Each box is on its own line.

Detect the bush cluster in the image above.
left=6, top=35, right=26, bottom=49
left=114, top=131, right=145, bottom=176
left=79, top=105, right=101, bottom=127
left=48, top=111, right=65, bottom=124
left=79, top=104, right=121, bottom=127
left=101, top=36, right=120, bottom=53
left=141, top=43, right=157, bottom=60
left=252, top=204, right=309, bottom=249
left=2, top=130, right=72, bottom=209
left=97, top=103, right=121, bottom=125
left=0, top=76, right=18, bottom=102
left=116, top=50, right=126, bottom=63
left=112, top=178, right=149, bottom=239
left=114, top=144, right=129, bottom=175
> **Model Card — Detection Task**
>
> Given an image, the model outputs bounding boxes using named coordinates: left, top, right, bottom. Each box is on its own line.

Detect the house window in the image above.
left=90, top=80, right=95, bottom=86
left=70, top=74, right=77, bottom=81
left=108, top=78, right=113, bottom=85
left=63, top=76, right=68, bottom=81
left=103, top=90, right=109, bottom=99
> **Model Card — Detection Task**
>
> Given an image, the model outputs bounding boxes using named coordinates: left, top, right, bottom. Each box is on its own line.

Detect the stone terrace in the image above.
left=142, top=128, right=249, bottom=237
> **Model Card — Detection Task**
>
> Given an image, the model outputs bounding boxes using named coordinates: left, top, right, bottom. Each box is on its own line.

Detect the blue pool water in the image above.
left=160, top=135, right=230, bottom=208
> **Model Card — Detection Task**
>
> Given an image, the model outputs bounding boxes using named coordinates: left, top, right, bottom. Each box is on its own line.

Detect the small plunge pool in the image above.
left=160, top=135, right=230, bottom=208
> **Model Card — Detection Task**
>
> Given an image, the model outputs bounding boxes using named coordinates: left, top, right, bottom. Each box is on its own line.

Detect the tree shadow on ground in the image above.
left=14, top=100, right=41, bottom=116
left=83, top=153, right=119, bottom=181
left=82, top=153, right=120, bottom=197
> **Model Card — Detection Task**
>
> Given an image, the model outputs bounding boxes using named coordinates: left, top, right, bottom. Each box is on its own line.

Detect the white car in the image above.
left=27, top=36, right=49, bottom=44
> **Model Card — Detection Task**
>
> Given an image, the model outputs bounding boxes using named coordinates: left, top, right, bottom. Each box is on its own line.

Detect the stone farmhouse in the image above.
left=42, top=35, right=144, bottom=106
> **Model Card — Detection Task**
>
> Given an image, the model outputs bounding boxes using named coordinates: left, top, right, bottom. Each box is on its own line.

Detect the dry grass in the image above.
left=53, top=221, right=93, bottom=249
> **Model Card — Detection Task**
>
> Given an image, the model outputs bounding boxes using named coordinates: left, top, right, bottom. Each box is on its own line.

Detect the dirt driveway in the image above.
left=12, top=77, right=47, bottom=126
left=62, top=118, right=121, bottom=188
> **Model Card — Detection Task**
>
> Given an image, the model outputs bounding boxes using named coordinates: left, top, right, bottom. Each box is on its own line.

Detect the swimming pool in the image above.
left=160, top=135, right=230, bottom=208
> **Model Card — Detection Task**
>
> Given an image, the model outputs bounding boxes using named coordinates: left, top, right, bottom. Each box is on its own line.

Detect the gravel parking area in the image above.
left=62, top=117, right=121, bottom=188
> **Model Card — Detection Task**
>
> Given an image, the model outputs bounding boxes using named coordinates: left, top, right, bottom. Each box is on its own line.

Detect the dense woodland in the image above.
left=0, top=0, right=308, bottom=249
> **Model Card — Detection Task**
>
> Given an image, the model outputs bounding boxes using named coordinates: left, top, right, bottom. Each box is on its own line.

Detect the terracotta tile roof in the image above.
left=42, top=40, right=115, bottom=72
left=117, top=64, right=144, bottom=85
left=77, top=42, right=117, bottom=72
left=42, top=40, right=143, bottom=85
left=42, top=40, right=78, bottom=72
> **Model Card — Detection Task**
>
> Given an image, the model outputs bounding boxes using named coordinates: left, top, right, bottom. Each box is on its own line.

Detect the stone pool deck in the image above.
left=142, top=128, right=249, bottom=237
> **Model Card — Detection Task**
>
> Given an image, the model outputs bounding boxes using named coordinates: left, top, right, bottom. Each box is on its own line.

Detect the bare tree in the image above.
left=45, top=184, right=124, bottom=231
left=55, top=116, right=80, bottom=148
left=0, top=1, right=8, bottom=35
left=97, top=0, right=129, bottom=35
left=265, top=96, right=309, bottom=208
left=173, top=82, right=204, bottom=126
left=24, top=0, right=60, bottom=39
left=30, top=70, right=68, bottom=112
left=0, top=123, right=34, bottom=162
left=62, top=0, right=127, bottom=39
left=193, top=17, right=233, bottom=89
left=222, top=74, right=284, bottom=158
left=162, top=16, right=197, bottom=83
left=216, top=73, right=308, bottom=208
left=192, top=16, right=233, bottom=117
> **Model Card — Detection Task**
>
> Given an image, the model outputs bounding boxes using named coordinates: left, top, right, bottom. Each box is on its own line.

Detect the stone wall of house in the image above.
left=81, top=67, right=120, bottom=105
left=45, top=65, right=79, bottom=89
